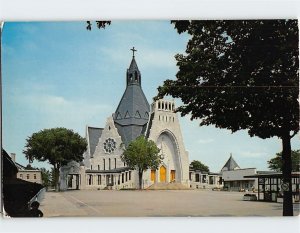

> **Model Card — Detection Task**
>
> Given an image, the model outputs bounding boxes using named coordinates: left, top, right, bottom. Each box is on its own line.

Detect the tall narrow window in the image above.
left=26, top=174, right=30, bottom=179
left=122, top=174, right=124, bottom=183
left=20, top=174, right=23, bottom=178
left=34, top=174, right=37, bottom=179
left=129, top=171, right=131, bottom=180
left=98, top=165, right=100, bottom=170
left=103, top=159, right=106, bottom=170
left=114, top=158, right=117, bottom=169
left=126, top=172, right=128, bottom=182
left=109, top=158, right=111, bottom=170
left=91, top=165, right=93, bottom=170
left=98, top=175, right=101, bottom=185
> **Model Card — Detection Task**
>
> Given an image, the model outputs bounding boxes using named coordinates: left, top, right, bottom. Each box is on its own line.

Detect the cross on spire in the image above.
left=130, top=47, right=137, bottom=57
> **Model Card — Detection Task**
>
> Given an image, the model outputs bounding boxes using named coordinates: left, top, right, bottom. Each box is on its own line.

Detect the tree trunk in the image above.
left=281, top=133, right=293, bottom=216
left=54, top=164, right=60, bottom=192
left=138, top=170, right=143, bottom=190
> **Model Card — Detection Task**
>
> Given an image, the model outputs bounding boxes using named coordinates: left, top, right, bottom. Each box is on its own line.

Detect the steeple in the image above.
left=127, top=47, right=141, bottom=86
left=114, top=48, right=150, bottom=146
left=221, top=153, right=240, bottom=172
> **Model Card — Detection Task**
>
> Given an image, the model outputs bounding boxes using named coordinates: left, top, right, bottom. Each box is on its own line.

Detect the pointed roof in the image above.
left=113, top=49, right=150, bottom=146
left=221, top=154, right=240, bottom=171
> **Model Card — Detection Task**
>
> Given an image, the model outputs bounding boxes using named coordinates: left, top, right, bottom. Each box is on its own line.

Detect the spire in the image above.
left=221, top=154, right=240, bottom=172
left=127, top=47, right=141, bottom=86
left=114, top=48, right=150, bottom=146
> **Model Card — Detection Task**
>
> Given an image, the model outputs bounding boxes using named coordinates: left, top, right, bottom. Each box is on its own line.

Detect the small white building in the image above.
left=189, top=169, right=222, bottom=189
left=220, top=154, right=266, bottom=191
left=10, top=153, right=42, bottom=185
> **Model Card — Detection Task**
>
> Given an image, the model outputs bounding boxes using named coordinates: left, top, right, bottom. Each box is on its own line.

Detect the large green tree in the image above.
left=190, top=160, right=210, bottom=172
left=23, top=127, right=87, bottom=191
left=268, top=150, right=300, bottom=172
left=121, top=136, right=161, bottom=189
left=156, top=20, right=299, bottom=216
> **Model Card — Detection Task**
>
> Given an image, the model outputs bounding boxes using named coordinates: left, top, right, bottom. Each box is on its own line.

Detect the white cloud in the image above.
left=240, top=151, right=268, bottom=158
left=14, top=93, right=113, bottom=135
left=197, top=138, right=214, bottom=144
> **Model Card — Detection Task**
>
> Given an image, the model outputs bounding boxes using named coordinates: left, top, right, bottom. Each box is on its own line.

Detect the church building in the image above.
left=59, top=49, right=189, bottom=190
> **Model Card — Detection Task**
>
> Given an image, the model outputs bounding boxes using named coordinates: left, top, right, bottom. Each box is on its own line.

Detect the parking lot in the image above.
left=39, top=189, right=299, bottom=217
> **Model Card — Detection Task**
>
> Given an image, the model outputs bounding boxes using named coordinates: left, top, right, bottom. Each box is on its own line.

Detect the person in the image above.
left=28, top=201, right=43, bottom=217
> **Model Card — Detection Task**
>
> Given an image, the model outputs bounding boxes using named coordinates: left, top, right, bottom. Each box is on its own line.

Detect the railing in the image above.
left=27, top=187, right=46, bottom=209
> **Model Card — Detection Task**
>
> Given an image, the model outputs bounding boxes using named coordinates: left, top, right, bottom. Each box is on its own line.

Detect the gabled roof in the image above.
left=221, top=154, right=240, bottom=171
left=87, top=126, right=103, bottom=157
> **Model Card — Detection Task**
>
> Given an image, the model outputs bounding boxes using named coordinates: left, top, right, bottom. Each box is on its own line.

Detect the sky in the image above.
left=2, top=21, right=299, bottom=172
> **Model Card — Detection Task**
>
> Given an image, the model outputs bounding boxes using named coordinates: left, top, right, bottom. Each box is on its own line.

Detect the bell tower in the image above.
left=114, top=48, right=150, bottom=146
left=126, top=47, right=141, bottom=86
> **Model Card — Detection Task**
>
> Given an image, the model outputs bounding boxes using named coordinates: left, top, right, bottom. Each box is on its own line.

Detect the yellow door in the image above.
left=160, top=166, right=166, bottom=182
left=170, top=170, right=175, bottom=182
left=151, top=170, right=156, bottom=182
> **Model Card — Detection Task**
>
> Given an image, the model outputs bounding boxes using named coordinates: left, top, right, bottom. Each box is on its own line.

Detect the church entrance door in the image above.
left=160, top=166, right=166, bottom=182
left=170, top=170, right=175, bottom=182
left=151, top=170, right=156, bottom=182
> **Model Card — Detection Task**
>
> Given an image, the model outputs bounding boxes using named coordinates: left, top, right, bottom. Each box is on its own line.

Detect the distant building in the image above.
left=189, top=168, right=222, bottom=189
left=10, top=153, right=42, bottom=185
left=220, top=154, right=273, bottom=191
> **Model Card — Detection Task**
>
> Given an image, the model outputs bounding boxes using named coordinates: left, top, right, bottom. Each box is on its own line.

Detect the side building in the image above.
left=10, top=153, right=42, bottom=185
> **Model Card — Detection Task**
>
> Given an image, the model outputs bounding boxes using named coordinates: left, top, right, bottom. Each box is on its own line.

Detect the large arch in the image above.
left=156, top=129, right=182, bottom=182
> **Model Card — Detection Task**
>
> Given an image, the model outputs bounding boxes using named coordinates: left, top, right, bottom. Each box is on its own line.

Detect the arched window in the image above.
left=158, top=102, right=161, bottom=109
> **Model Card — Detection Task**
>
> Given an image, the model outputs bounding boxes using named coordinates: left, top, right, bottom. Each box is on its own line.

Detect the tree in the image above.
left=23, top=127, right=87, bottom=191
left=268, top=150, right=300, bottom=172
left=40, top=168, right=52, bottom=190
left=121, top=136, right=161, bottom=189
left=156, top=20, right=299, bottom=216
left=190, top=160, right=210, bottom=172
left=86, top=21, right=111, bottom=30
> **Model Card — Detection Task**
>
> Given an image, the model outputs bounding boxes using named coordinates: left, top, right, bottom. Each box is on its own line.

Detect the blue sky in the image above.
left=2, top=21, right=299, bottom=172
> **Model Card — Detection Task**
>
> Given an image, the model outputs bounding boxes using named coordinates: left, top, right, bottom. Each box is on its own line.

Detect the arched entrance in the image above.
left=160, top=165, right=166, bottom=182
left=156, top=130, right=181, bottom=183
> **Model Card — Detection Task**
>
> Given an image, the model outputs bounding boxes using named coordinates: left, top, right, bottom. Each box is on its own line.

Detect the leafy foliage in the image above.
left=23, top=127, right=87, bottom=191
left=86, top=21, right=111, bottom=30
left=268, top=150, right=300, bottom=172
left=157, top=20, right=299, bottom=139
left=190, top=160, right=209, bottom=172
left=121, top=136, right=161, bottom=189
left=40, top=168, right=52, bottom=188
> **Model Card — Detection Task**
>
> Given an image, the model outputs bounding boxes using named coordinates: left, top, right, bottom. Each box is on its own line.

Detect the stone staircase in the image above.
left=147, top=182, right=190, bottom=190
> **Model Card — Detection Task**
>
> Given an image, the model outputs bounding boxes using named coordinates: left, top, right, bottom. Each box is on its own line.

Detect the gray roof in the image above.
left=221, top=154, right=240, bottom=171
left=87, top=126, right=103, bottom=157
left=114, top=56, right=150, bottom=146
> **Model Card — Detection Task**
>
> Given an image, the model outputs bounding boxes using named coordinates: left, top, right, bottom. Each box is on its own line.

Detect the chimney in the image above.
left=10, top=153, right=16, bottom=163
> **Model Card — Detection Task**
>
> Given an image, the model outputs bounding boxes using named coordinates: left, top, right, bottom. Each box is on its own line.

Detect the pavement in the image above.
left=39, top=189, right=300, bottom=217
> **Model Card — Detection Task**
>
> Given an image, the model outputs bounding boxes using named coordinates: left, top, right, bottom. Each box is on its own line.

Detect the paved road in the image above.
left=39, top=189, right=299, bottom=217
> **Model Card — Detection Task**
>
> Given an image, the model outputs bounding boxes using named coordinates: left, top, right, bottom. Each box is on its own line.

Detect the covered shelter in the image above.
left=244, top=172, right=300, bottom=202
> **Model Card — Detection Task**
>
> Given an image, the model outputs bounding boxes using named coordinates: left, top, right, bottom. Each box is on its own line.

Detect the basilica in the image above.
left=59, top=49, right=189, bottom=190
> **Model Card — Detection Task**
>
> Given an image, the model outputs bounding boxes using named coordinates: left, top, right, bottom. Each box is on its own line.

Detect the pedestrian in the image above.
left=28, top=201, right=43, bottom=217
